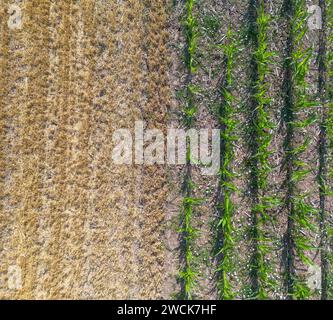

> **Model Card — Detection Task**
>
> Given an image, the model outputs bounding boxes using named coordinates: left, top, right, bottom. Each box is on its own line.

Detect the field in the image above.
left=0, top=0, right=332, bottom=300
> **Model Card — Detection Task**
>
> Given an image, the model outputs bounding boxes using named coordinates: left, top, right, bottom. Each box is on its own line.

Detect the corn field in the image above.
left=0, top=0, right=333, bottom=300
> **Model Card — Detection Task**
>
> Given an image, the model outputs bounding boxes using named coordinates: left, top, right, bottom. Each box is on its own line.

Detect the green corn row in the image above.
left=284, top=0, right=317, bottom=299
left=248, top=1, right=276, bottom=299
left=183, top=0, right=199, bottom=127
left=326, top=0, right=333, bottom=299
left=327, top=0, right=333, bottom=142
left=215, top=29, right=238, bottom=300
left=178, top=0, right=199, bottom=300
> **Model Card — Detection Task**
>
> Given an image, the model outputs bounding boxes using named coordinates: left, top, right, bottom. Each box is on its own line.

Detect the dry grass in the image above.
left=0, top=0, right=170, bottom=299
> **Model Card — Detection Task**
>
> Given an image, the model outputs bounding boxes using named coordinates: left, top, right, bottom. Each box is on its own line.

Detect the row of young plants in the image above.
left=178, top=0, right=200, bottom=300
left=246, top=0, right=278, bottom=299
left=283, top=0, right=317, bottom=299
left=214, top=29, right=239, bottom=300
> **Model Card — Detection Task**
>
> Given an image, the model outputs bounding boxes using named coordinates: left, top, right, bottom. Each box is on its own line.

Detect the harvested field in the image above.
left=0, top=0, right=332, bottom=300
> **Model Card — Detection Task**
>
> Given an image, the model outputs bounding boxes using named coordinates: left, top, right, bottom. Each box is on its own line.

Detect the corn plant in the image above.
left=282, top=0, right=317, bottom=300
left=246, top=0, right=277, bottom=299
left=178, top=0, right=200, bottom=300
left=214, top=28, right=238, bottom=300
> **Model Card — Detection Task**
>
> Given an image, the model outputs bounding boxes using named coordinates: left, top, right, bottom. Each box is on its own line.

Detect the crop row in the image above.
left=214, top=28, right=238, bottom=300
left=178, top=0, right=200, bottom=300
left=246, top=0, right=277, bottom=299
